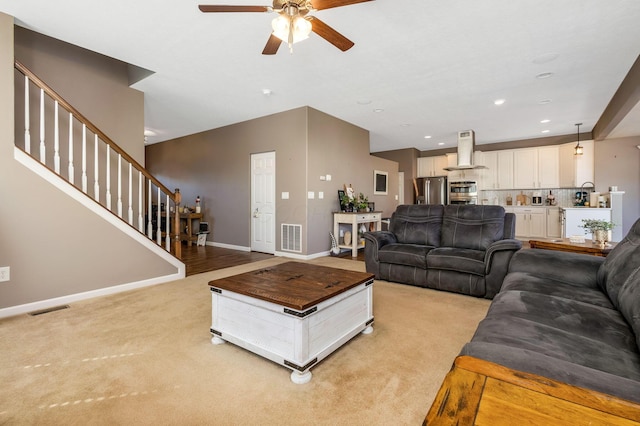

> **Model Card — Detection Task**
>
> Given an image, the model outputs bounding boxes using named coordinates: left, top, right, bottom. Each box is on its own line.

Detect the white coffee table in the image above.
left=208, top=262, right=374, bottom=384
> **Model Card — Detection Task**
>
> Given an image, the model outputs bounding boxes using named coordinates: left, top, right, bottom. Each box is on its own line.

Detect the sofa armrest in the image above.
left=364, top=231, right=397, bottom=278
left=508, top=249, right=604, bottom=288
left=483, top=239, right=522, bottom=298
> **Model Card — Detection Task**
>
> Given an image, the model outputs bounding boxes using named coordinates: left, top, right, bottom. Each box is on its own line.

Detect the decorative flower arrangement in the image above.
left=580, top=219, right=615, bottom=245
left=340, top=190, right=370, bottom=212
left=580, top=219, right=615, bottom=233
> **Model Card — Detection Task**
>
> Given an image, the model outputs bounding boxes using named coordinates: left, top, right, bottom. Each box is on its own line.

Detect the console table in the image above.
left=333, top=211, right=382, bottom=257
left=161, top=212, right=203, bottom=246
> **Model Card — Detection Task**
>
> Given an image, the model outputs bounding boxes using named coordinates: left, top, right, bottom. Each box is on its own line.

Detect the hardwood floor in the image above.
left=179, top=244, right=364, bottom=276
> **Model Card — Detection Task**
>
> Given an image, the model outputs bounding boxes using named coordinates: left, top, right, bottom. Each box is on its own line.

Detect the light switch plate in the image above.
left=281, top=192, right=289, bottom=199
left=308, top=191, right=315, bottom=199
left=318, top=191, right=324, bottom=199
left=0, top=266, right=10, bottom=282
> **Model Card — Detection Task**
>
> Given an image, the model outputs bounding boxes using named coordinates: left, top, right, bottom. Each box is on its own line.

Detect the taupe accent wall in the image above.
left=145, top=106, right=399, bottom=256
left=0, top=14, right=180, bottom=311
left=594, top=136, right=640, bottom=232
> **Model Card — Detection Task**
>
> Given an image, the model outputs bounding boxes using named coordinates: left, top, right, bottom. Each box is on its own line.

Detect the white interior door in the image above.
left=251, top=151, right=276, bottom=254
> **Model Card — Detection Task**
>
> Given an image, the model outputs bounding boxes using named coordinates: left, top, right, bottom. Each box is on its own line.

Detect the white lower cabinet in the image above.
left=508, top=207, right=546, bottom=239
left=546, top=207, right=562, bottom=238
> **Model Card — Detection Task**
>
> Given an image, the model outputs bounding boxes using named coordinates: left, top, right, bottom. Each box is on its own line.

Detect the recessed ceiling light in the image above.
left=400, top=123, right=411, bottom=127
left=542, top=130, right=550, bottom=133
left=424, top=135, right=432, bottom=139
left=262, top=89, right=272, bottom=96
left=539, top=99, right=552, bottom=105
left=144, top=129, right=156, bottom=137
left=373, top=108, right=384, bottom=113
left=494, top=99, right=506, bottom=105
left=536, top=72, right=554, bottom=79
left=438, top=142, right=445, bottom=146
left=357, top=99, right=372, bottom=105
left=540, top=119, right=550, bottom=123
left=532, top=53, right=559, bottom=64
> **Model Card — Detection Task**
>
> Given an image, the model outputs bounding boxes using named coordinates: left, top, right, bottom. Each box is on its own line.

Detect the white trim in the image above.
left=0, top=272, right=183, bottom=319
left=14, top=147, right=184, bottom=274
left=209, top=241, right=251, bottom=252
left=273, top=250, right=331, bottom=261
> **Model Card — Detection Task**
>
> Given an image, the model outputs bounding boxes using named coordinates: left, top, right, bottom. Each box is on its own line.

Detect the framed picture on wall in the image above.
left=374, top=170, right=388, bottom=195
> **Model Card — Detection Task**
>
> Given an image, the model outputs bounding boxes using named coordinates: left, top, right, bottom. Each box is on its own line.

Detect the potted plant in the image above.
left=580, top=219, right=615, bottom=245
left=356, top=193, right=369, bottom=212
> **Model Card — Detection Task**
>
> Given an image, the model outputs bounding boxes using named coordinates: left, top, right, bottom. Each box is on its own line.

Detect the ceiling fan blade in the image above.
left=262, top=34, right=282, bottom=55
left=198, top=5, right=270, bottom=13
left=308, top=17, right=354, bottom=51
left=310, top=0, right=373, bottom=11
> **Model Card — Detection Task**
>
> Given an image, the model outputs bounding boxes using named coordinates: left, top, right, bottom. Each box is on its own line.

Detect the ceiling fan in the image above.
left=198, top=0, right=374, bottom=54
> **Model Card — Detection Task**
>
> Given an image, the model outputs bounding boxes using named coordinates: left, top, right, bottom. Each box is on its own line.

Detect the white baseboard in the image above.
left=0, top=271, right=184, bottom=319
left=209, top=241, right=251, bottom=252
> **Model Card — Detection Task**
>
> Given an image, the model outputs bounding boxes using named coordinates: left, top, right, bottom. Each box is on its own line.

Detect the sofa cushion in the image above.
left=378, top=244, right=432, bottom=269
left=468, top=315, right=640, bottom=381
left=389, top=204, right=443, bottom=246
left=501, top=272, right=614, bottom=309
left=427, top=247, right=486, bottom=276
left=617, top=266, right=640, bottom=349
left=597, top=218, right=640, bottom=309
left=489, top=290, right=636, bottom=349
left=441, top=205, right=505, bottom=251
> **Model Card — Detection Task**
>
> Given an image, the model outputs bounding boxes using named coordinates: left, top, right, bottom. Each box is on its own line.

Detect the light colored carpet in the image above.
left=0, top=257, right=490, bottom=425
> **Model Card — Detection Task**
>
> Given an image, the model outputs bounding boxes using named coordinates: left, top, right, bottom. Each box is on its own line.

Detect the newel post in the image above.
left=174, top=189, right=182, bottom=259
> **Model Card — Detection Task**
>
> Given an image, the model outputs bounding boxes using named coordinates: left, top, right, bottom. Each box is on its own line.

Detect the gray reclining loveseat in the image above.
left=363, top=204, right=522, bottom=299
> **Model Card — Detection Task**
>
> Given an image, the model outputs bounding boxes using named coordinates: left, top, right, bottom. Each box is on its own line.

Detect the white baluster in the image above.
left=94, top=134, right=100, bottom=202
left=117, top=154, right=123, bottom=217
left=24, top=76, right=31, bottom=154
left=138, top=171, right=144, bottom=232
left=106, top=145, right=111, bottom=210
left=68, top=112, right=74, bottom=184
left=54, top=101, right=60, bottom=173
left=39, top=89, right=45, bottom=163
left=147, top=180, right=153, bottom=239
left=165, top=193, right=171, bottom=250
left=128, top=163, right=133, bottom=225
left=156, top=186, right=161, bottom=245
left=82, top=125, right=87, bottom=193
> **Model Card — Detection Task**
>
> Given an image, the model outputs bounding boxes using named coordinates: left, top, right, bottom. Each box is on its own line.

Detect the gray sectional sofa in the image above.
left=460, top=217, right=640, bottom=403
left=363, top=204, right=522, bottom=299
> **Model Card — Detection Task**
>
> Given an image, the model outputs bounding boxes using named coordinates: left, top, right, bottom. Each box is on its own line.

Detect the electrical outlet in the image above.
left=0, top=266, right=9, bottom=282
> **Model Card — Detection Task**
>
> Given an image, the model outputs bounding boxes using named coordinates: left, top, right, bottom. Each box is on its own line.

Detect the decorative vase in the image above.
left=593, top=229, right=608, bottom=246
left=343, top=231, right=351, bottom=246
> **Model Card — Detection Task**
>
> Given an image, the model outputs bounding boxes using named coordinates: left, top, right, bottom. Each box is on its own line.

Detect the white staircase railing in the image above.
left=14, top=60, right=183, bottom=258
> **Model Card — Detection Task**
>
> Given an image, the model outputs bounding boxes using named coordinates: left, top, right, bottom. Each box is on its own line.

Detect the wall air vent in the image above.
left=281, top=224, right=302, bottom=253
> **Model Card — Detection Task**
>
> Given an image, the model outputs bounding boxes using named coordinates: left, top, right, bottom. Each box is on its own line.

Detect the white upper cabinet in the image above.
left=417, top=155, right=448, bottom=177
left=559, top=140, right=594, bottom=187
left=537, top=146, right=559, bottom=188
left=478, top=150, right=514, bottom=190
left=513, top=146, right=559, bottom=189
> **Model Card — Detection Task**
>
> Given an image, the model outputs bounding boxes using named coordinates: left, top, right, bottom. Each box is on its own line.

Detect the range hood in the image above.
left=443, top=130, right=487, bottom=171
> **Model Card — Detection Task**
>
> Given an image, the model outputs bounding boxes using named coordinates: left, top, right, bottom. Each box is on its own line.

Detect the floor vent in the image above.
left=28, top=305, right=70, bottom=316
left=281, top=224, right=302, bottom=253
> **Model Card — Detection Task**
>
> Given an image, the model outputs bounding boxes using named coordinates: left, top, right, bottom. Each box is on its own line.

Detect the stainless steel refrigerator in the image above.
left=414, top=176, right=448, bottom=205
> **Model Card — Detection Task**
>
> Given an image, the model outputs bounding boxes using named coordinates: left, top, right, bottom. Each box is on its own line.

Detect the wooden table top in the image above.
left=208, top=261, right=374, bottom=311
left=528, top=238, right=617, bottom=257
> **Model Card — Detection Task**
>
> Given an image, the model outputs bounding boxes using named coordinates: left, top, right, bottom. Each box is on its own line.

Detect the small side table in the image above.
left=333, top=211, right=382, bottom=257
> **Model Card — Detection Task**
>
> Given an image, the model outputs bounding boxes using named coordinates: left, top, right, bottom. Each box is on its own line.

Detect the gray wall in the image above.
left=594, top=136, right=640, bottom=232
left=146, top=106, right=399, bottom=256
left=0, top=14, right=179, bottom=311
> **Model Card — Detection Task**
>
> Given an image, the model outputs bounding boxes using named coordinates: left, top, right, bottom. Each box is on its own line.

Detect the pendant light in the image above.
left=574, top=123, right=583, bottom=155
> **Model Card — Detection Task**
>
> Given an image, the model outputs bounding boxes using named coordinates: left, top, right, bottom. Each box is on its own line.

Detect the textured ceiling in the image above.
left=3, top=0, right=640, bottom=151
